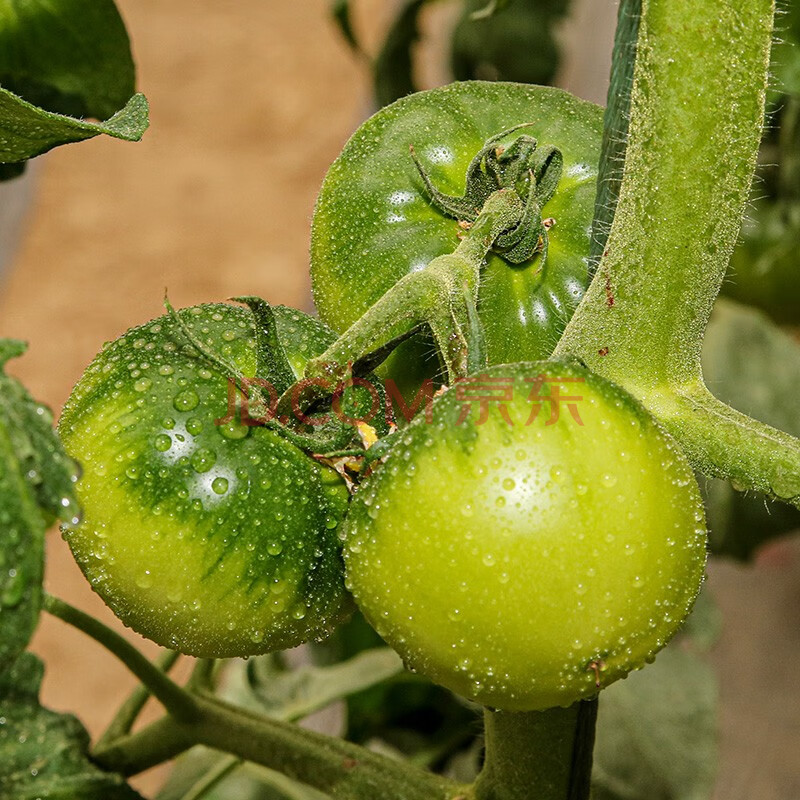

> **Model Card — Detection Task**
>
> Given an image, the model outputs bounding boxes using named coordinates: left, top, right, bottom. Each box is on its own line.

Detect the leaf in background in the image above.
left=158, top=749, right=330, bottom=800
left=592, top=644, right=718, bottom=800
left=0, top=0, right=147, bottom=178
left=0, top=0, right=135, bottom=119
left=374, top=0, right=426, bottom=108
left=0, top=89, right=149, bottom=165
left=768, top=0, right=800, bottom=101
left=701, top=300, right=800, bottom=559
left=0, top=653, right=145, bottom=799
left=678, top=583, right=722, bottom=654
left=0, top=339, right=80, bottom=672
left=227, top=647, right=404, bottom=723
left=309, top=612, right=478, bottom=765
left=330, top=0, right=363, bottom=56
left=450, top=0, right=570, bottom=87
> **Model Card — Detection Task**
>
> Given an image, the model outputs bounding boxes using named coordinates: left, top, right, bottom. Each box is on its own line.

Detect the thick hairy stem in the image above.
left=305, top=189, right=523, bottom=386
left=97, top=694, right=461, bottom=800
left=553, top=0, right=797, bottom=503
left=473, top=701, right=598, bottom=800
left=46, top=593, right=459, bottom=799
left=95, top=650, right=181, bottom=750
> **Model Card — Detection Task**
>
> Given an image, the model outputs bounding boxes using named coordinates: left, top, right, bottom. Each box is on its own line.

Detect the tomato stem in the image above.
left=303, top=188, right=523, bottom=388
left=43, top=593, right=199, bottom=723
left=473, top=700, right=597, bottom=800
left=95, top=649, right=181, bottom=751
left=552, top=0, right=800, bottom=505
left=97, top=692, right=463, bottom=799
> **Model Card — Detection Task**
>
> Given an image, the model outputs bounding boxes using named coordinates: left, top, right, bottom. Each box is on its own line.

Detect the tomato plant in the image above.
left=1, top=1, right=797, bottom=800
left=58, top=302, right=356, bottom=658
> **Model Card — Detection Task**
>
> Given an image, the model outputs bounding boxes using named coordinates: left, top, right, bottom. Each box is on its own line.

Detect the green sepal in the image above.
left=232, top=296, right=297, bottom=395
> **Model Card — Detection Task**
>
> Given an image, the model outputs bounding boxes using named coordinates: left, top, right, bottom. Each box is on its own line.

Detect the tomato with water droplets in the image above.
left=343, top=361, right=707, bottom=711
left=59, top=303, right=357, bottom=658
left=311, top=82, right=602, bottom=395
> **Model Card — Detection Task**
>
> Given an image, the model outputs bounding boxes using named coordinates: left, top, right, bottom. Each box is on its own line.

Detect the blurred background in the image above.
left=0, top=1, right=797, bottom=798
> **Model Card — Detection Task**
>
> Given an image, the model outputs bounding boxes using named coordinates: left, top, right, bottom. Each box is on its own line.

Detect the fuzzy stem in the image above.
left=96, top=694, right=461, bottom=800
left=43, top=594, right=198, bottom=722
left=44, top=593, right=458, bottom=799
left=95, top=650, right=181, bottom=750
left=553, top=0, right=795, bottom=501
left=305, top=188, right=522, bottom=386
left=473, top=701, right=597, bottom=800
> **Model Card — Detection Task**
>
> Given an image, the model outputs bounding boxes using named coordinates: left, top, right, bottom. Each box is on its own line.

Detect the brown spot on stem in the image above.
left=604, top=270, right=615, bottom=307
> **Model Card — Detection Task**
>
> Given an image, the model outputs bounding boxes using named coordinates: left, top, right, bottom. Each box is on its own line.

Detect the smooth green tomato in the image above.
left=343, top=361, right=707, bottom=711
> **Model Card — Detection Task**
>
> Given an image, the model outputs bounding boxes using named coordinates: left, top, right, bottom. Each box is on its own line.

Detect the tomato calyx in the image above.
left=410, top=124, right=563, bottom=264
left=162, top=295, right=370, bottom=461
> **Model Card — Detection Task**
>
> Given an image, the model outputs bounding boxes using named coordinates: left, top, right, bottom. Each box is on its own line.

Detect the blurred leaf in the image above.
left=0, top=340, right=80, bottom=672
left=679, top=584, right=722, bottom=654
left=769, top=0, right=800, bottom=101
left=592, top=645, right=718, bottom=800
left=0, top=89, right=148, bottom=165
left=159, top=749, right=330, bottom=800
left=0, top=0, right=135, bottom=120
left=451, top=0, right=570, bottom=85
left=231, top=647, right=404, bottom=722
left=330, top=0, right=363, bottom=55
left=469, top=0, right=510, bottom=21
left=374, top=0, right=426, bottom=107
left=310, top=613, right=478, bottom=765
left=0, top=653, right=145, bottom=799
left=701, top=300, right=800, bottom=559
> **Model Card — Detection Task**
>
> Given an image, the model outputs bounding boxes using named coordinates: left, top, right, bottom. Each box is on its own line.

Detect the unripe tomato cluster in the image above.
left=60, top=82, right=707, bottom=711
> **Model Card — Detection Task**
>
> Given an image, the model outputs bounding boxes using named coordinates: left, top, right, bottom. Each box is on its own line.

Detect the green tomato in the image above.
left=343, top=361, right=707, bottom=711
left=311, top=82, right=602, bottom=395
left=59, top=303, right=358, bottom=659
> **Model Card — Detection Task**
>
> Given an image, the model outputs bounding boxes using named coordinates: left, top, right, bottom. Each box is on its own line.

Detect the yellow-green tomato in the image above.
left=59, top=304, right=353, bottom=658
left=343, top=361, right=707, bottom=711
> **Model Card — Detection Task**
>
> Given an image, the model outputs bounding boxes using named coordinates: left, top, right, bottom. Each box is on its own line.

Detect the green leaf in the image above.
left=701, top=300, right=800, bottom=559
left=592, top=645, right=718, bottom=800
left=0, top=0, right=135, bottom=120
left=158, top=749, right=330, bottom=800
left=678, top=584, right=722, bottom=653
left=0, top=411, right=44, bottom=672
left=0, top=653, right=145, bottom=799
left=229, top=647, right=405, bottom=722
left=0, top=340, right=80, bottom=671
left=0, top=89, right=149, bottom=164
left=374, top=0, right=425, bottom=107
